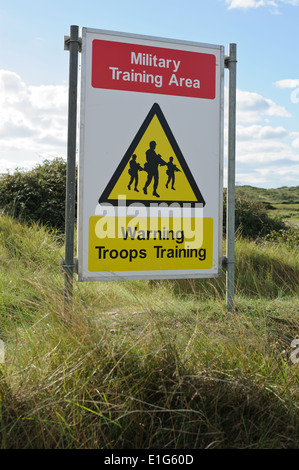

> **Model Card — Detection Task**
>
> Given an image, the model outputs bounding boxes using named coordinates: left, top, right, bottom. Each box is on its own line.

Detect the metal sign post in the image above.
left=225, top=44, right=237, bottom=312
left=61, top=25, right=81, bottom=308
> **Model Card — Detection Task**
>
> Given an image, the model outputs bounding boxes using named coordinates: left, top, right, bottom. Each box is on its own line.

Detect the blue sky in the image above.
left=0, top=0, right=299, bottom=188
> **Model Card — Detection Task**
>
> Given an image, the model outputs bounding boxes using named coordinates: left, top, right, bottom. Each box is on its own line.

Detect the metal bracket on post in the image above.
left=63, top=25, right=80, bottom=310
left=225, top=44, right=237, bottom=312
left=224, top=56, right=237, bottom=69
left=59, top=258, right=78, bottom=274
left=64, top=35, right=82, bottom=52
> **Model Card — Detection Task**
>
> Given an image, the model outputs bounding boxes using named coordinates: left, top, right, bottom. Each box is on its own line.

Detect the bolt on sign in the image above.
left=78, top=28, right=224, bottom=281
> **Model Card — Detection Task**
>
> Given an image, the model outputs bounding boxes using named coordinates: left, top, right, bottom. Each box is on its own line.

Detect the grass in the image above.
left=268, top=204, right=299, bottom=228
left=234, top=185, right=299, bottom=205
left=233, top=185, right=299, bottom=228
left=0, top=214, right=298, bottom=449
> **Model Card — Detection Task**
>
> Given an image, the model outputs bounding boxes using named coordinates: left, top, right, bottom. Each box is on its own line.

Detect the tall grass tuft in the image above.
left=0, top=215, right=298, bottom=448
left=168, top=235, right=298, bottom=300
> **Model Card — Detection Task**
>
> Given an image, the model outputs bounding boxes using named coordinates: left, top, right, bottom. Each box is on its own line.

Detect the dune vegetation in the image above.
left=0, top=160, right=298, bottom=449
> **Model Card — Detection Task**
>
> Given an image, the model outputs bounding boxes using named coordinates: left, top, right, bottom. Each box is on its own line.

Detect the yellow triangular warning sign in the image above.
left=99, top=103, right=205, bottom=207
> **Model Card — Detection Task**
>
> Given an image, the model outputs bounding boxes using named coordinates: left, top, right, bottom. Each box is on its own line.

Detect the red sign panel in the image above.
left=92, top=40, right=216, bottom=99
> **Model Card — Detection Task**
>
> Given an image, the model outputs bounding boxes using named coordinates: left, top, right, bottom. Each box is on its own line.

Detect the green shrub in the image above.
left=0, top=158, right=72, bottom=232
left=223, top=194, right=287, bottom=239
left=263, top=228, right=299, bottom=247
left=0, top=160, right=289, bottom=239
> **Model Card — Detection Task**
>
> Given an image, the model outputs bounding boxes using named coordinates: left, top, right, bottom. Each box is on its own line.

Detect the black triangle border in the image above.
left=98, top=103, right=205, bottom=207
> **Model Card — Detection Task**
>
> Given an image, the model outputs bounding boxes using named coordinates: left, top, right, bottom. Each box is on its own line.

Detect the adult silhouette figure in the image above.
left=127, top=154, right=144, bottom=192
left=166, top=156, right=181, bottom=190
left=143, top=141, right=166, bottom=198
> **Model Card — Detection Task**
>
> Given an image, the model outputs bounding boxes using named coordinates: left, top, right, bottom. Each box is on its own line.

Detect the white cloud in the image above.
left=291, top=134, right=299, bottom=149
left=223, top=87, right=299, bottom=178
left=226, top=0, right=299, bottom=10
left=274, top=78, right=299, bottom=89
left=235, top=89, right=291, bottom=122
left=0, top=70, right=68, bottom=169
left=234, top=115, right=299, bottom=165
left=236, top=124, right=288, bottom=140
left=1, top=70, right=297, bottom=188
left=236, top=163, right=299, bottom=187
left=236, top=139, right=298, bottom=162
left=235, top=171, right=271, bottom=186
left=226, top=0, right=266, bottom=9
left=0, top=157, right=42, bottom=174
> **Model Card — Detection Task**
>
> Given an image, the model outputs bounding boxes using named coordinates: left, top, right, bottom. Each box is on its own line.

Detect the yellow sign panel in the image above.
left=99, top=103, right=205, bottom=207
left=88, top=216, right=213, bottom=272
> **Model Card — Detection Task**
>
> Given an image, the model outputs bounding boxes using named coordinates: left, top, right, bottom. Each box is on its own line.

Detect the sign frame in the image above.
left=77, top=27, right=225, bottom=283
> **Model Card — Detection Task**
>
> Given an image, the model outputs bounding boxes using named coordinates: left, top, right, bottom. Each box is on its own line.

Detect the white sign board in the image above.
left=78, top=28, right=224, bottom=282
